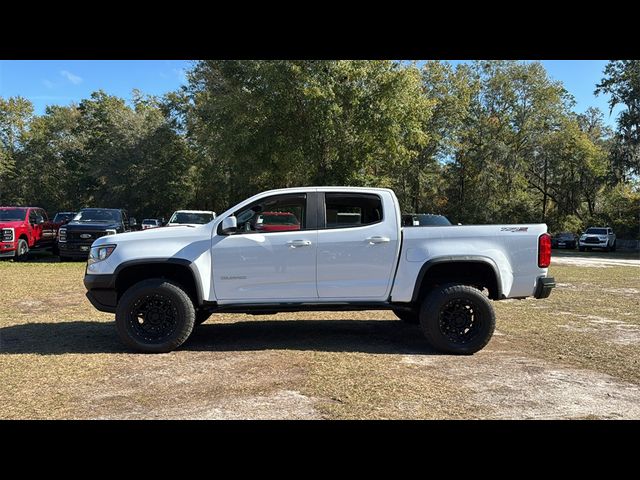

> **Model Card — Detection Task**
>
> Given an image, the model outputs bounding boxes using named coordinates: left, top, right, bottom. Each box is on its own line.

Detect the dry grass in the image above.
left=1, top=254, right=639, bottom=419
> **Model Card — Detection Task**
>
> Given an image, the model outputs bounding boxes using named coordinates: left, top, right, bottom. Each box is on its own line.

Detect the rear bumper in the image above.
left=84, top=273, right=117, bottom=313
left=534, top=276, right=555, bottom=299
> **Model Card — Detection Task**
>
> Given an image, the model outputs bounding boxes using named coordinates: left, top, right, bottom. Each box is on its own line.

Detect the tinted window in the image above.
left=0, top=208, right=27, bottom=221
left=324, top=193, right=383, bottom=228
left=234, top=194, right=306, bottom=234
left=586, top=228, right=607, bottom=235
left=29, top=210, right=38, bottom=224
left=169, top=212, right=214, bottom=224
left=73, top=209, right=122, bottom=222
left=53, top=213, right=75, bottom=223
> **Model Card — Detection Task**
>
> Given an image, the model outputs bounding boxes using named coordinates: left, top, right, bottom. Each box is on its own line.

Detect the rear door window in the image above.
left=323, top=193, right=383, bottom=229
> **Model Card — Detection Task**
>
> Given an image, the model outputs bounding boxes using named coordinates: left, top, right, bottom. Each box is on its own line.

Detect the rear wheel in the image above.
left=393, top=308, right=419, bottom=324
left=115, top=278, right=195, bottom=353
left=419, top=284, right=495, bottom=355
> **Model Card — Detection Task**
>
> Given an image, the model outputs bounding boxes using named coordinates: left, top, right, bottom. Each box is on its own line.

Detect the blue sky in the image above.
left=0, top=60, right=622, bottom=126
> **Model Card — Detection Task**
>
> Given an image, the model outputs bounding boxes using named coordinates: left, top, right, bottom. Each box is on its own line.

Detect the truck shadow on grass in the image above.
left=0, top=319, right=437, bottom=355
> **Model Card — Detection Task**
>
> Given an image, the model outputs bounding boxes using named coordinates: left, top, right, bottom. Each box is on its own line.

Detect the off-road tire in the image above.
left=115, top=278, right=195, bottom=353
left=419, top=283, right=496, bottom=355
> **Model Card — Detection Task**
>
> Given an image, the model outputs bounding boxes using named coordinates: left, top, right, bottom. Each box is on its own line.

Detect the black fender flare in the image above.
left=113, top=258, right=204, bottom=305
left=411, top=255, right=503, bottom=302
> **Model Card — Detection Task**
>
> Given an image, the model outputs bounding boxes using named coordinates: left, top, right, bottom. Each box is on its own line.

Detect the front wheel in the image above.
left=419, top=284, right=496, bottom=355
left=611, top=241, right=617, bottom=252
left=14, top=239, right=29, bottom=261
left=115, top=278, right=195, bottom=353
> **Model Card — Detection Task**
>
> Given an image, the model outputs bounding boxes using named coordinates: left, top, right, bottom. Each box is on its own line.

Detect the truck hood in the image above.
left=93, top=223, right=211, bottom=247
left=0, top=221, right=27, bottom=229
left=65, top=221, right=122, bottom=230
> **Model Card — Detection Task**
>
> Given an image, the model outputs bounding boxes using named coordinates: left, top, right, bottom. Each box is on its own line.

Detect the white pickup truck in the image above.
left=84, top=187, right=555, bottom=354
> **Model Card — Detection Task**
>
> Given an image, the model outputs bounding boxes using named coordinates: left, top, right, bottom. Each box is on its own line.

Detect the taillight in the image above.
left=538, top=233, right=551, bottom=268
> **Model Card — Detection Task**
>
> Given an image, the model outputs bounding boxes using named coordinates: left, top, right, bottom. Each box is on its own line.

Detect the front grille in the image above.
left=66, top=231, right=108, bottom=242
left=584, top=236, right=604, bottom=244
left=1, top=228, right=13, bottom=242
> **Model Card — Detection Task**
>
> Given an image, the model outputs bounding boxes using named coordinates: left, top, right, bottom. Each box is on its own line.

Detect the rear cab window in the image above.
left=323, top=193, right=383, bottom=229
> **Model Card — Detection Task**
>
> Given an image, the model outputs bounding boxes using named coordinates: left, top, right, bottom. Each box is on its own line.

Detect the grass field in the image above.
left=1, top=254, right=639, bottom=419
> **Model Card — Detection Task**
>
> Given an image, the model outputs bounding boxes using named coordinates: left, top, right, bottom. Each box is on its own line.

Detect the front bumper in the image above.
left=534, top=276, right=556, bottom=299
left=0, top=241, right=17, bottom=257
left=59, top=242, right=92, bottom=257
left=84, top=273, right=117, bottom=313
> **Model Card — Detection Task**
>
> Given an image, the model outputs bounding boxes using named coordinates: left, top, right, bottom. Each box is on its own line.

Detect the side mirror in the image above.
left=36, top=216, right=45, bottom=224
left=130, top=218, right=137, bottom=226
left=221, top=216, right=237, bottom=235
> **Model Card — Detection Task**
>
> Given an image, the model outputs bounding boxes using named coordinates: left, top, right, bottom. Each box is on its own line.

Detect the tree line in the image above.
left=0, top=60, right=638, bottom=238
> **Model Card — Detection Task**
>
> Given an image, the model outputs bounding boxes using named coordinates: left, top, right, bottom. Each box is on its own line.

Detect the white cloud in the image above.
left=60, top=70, right=83, bottom=85
left=42, top=79, right=55, bottom=89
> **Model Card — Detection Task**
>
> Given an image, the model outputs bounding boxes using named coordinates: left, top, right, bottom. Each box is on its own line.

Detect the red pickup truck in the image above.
left=0, top=206, right=58, bottom=260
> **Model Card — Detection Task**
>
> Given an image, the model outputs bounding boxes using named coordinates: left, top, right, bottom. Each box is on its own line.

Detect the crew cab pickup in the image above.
left=84, top=187, right=555, bottom=354
left=0, top=206, right=58, bottom=260
left=58, top=208, right=131, bottom=260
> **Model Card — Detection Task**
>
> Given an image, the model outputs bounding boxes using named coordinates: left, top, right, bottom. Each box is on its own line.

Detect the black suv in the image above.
left=57, top=208, right=131, bottom=260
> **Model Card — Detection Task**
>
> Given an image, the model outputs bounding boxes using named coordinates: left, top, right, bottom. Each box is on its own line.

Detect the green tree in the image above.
left=595, top=60, right=640, bottom=178
left=0, top=97, right=33, bottom=204
left=184, top=60, right=433, bottom=211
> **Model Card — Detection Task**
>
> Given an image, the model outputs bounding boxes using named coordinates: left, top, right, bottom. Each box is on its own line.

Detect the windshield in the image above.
left=169, top=212, right=213, bottom=224
left=557, top=232, right=574, bottom=238
left=0, top=208, right=27, bottom=222
left=586, top=228, right=607, bottom=235
left=73, top=209, right=121, bottom=223
left=142, top=219, right=158, bottom=225
left=53, top=213, right=75, bottom=223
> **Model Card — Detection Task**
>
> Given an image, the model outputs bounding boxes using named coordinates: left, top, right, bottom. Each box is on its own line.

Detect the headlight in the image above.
left=105, top=229, right=117, bottom=236
left=88, top=244, right=116, bottom=265
left=2, top=228, right=14, bottom=242
left=58, top=227, right=67, bottom=242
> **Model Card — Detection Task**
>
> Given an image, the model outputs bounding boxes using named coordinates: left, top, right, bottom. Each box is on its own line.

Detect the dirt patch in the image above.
left=402, top=350, right=640, bottom=419
left=552, top=256, right=639, bottom=268
left=557, top=312, right=640, bottom=346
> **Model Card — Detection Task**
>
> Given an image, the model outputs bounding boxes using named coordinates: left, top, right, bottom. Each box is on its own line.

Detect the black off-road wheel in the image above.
left=115, top=278, right=195, bottom=353
left=14, top=239, right=29, bottom=261
left=393, top=308, right=420, bottom=324
left=419, top=284, right=496, bottom=355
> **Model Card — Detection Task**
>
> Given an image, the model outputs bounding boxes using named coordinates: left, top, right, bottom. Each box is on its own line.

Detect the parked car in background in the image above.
left=0, top=206, right=58, bottom=260
left=58, top=208, right=131, bottom=260
left=552, top=232, right=577, bottom=249
left=402, top=213, right=452, bottom=227
left=253, top=211, right=301, bottom=232
left=141, top=219, right=161, bottom=230
left=129, top=218, right=141, bottom=231
left=579, top=227, right=617, bottom=252
left=167, top=210, right=216, bottom=226
left=52, top=211, right=77, bottom=225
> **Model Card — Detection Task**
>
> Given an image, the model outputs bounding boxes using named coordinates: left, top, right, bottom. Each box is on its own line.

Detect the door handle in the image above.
left=366, top=236, right=390, bottom=244
left=287, top=239, right=312, bottom=248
